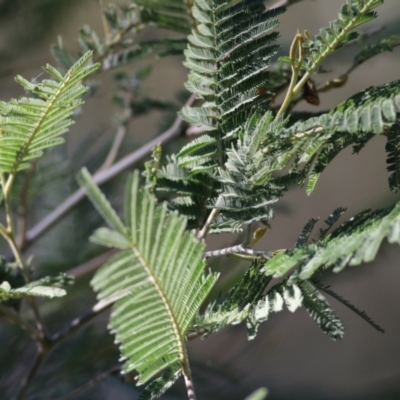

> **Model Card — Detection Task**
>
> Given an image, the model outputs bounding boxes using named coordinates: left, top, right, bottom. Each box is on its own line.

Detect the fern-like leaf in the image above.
left=352, top=35, right=400, bottom=68
left=295, top=217, right=319, bottom=247
left=138, top=366, right=182, bottom=400
left=137, top=0, right=192, bottom=34
left=263, top=202, right=400, bottom=280
left=192, top=261, right=303, bottom=340
left=211, top=112, right=300, bottom=232
left=180, top=0, right=284, bottom=139
left=318, top=207, right=347, bottom=239
left=156, top=155, right=218, bottom=227
left=313, top=279, right=384, bottom=333
left=262, top=79, right=400, bottom=193
left=0, top=273, right=72, bottom=302
left=297, top=280, right=344, bottom=340
left=301, top=0, right=383, bottom=75
left=78, top=169, right=218, bottom=392
left=386, top=123, right=400, bottom=192
left=0, top=51, right=99, bottom=174
left=170, top=0, right=284, bottom=213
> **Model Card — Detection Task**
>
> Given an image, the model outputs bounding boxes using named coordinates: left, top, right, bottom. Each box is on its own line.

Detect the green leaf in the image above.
left=301, top=0, right=384, bottom=75
left=297, top=280, right=344, bottom=340
left=138, top=365, right=182, bottom=400
left=78, top=168, right=127, bottom=235
left=79, top=169, right=218, bottom=387
left=386, top=123, right=400, bottom=192
left=245, top=388, right=268, bottom=400
left=11, top=286, right=66, bottom=298
left=211, top=112, right=293, bottom=232
left=0, top=273, right=71, bottom=302
left=138, top=0, right=192, bottom=34
left=263, top=202, right=400, bottom=280
left=179, top=0, right=284, bottom=149
left=0, top=51, right=100, bottom=174
left=352, top=35, right=400, bottom=68
left=263, top=79, right=400, bottom=194
left=313, top=279, right=384, bottom=333
left=192, top=261, right=304, bottom=340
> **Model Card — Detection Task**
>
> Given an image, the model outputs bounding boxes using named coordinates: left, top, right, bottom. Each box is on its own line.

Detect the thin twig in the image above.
left=272, top=0, right=304, bottom=8
left=204, top=245, right=271, bottom=259
left=0, top=171, right=47, bottom=338
left=197, top=208, right=219, bottom=240
left=243, top=224, right=252, bottom=247
left=23, top=94, right=196, bottom=252
left=49, top=294, right=122, bottom=345
left=183, top=369, right=197, bottom=400
left=98, top=125, right=127, bottom=172
left=67, top=249, right=118, bottom=280
left=0, top=304, right=42, bottom=342
left=27, top=298, right=47, bottom=339
left=16, top=348, right=48, bottom=400
left=14, top=294, right=124, bottom=400
left=17, top=162, right=37, bottom=249
left=55, top=366, right=123, bottom=400
left=98, top=101, right=132, bottom=172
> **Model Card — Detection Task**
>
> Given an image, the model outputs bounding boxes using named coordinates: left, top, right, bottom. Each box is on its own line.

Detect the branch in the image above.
left=16, top=162, right=37, bottom=249
left=98, top=125, right=127, bottom=172
left=50, top=293, right=124, bottom=345
left=197, top=208, right=219, bottom=240
left=23, top=94, right=196, bottom=251
left=55, top=366, right=123, bottom=400
left=97, top=93, right=132, bottom=172
left=0, top=304, right=42, bottom=342
left=11, top=295, right=123, bottom=400
left=271, top=0, right=304, bottom=8
left=67, top=249, right=118, bottom=280
left=16, top=348, right=48, bottom=400
left=204, top=245, right=271, bottom=259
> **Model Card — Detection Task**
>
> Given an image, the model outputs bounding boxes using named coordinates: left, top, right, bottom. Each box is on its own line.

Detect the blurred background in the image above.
left=0, top=0, right=400, bottom=399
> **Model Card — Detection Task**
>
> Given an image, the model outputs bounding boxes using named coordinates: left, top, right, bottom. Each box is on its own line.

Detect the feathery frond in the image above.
left=156, top=155, right=218, bottom=227
left=352, top=35, right=400, bottom=69
left=180, top=0, right=284, bottom=139
left=262, top=79, right=400, bottom=193
left=300, top=0, right=383, bottom=75
left=0, top=51, right=99, bottom=175
left=78, top=169, right=218, bottom=391
left=263, top=202, right=400, bottom=280
left=386, top=123, right=400, bottom=192
left=211, top=112, right=301, bottom=232
left=138, top=367, right=182, bottom=400
left=192, top=261, right=303, bottom=340
left=52, top=3, right=188, bottom=74
left=135, top=0, right=192, bottom=33
left=297, top=280, right=344, bottom=340
left=0, top=273, right=72, bottom=302
left=313, top=279, right=384, bottom=333
left=173, top=0, right=285, bottom=204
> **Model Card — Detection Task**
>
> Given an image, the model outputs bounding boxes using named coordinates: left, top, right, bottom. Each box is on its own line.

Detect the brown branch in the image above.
left=16, top=162, right=37, bottom=249
left=55, top=365, right=123, bottom=400
left=0, top=304, right=42, bottom=342
left=13, top=294, right=123, bottom=400
left=97, top=91, right=132, bottom=172
left=98, top=125, right=127, bottom=172
left=16, top=348, right=48, bottom=400
left=196, top=208, right=219, bottom=240
left=49, top=294, right=122, bottom=345
left=271, top=0, right=304, bottom=8
left=204, top=245, right=271, bottom=259
left=67, top=249, right=118, bottom=280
